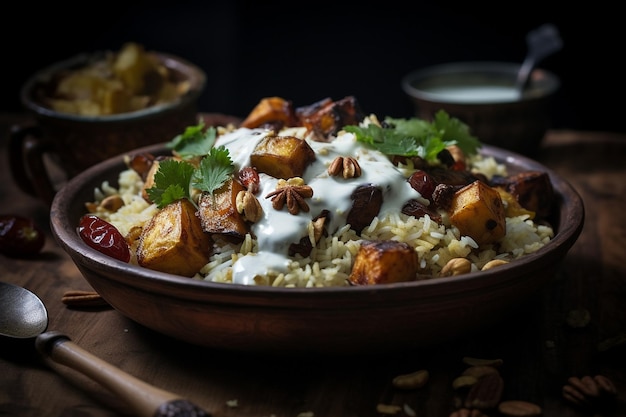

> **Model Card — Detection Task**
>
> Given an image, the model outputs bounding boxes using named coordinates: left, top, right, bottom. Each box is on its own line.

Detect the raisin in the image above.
left=407, top=170, right=437, bottom=202
left=401, top=199, right=442, bottom=223
left=237, top=167, right=260, bottom=194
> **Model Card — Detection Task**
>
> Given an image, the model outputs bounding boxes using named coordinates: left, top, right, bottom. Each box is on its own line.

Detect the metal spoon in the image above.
left=0, top=281, right=211, bottom=417
left=515, top=23, right=563, bottom=92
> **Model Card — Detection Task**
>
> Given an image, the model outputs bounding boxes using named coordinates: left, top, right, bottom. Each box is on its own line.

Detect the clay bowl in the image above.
left=11, top=48, right=206, bottom=205
left=50, top=143, right=584, bottom=355
left=402, top=61, right=560, bottom=156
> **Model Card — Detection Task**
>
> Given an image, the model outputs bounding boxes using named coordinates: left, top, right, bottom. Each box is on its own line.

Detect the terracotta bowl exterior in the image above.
left=50, top=143, right=584, bottom=354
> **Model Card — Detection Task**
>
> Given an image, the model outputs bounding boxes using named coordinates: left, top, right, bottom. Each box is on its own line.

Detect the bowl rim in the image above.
left=401, top=61, right=560, bottom=105
left=50, top=142, right=585, bottom=304
left=20, top=50, right=207, bottom=123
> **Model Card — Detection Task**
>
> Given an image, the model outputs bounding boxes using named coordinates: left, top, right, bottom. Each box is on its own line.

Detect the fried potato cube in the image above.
left=197, top=178, right=249, bottom=242
left=250, top=135, right=316, bottom=179
left=296, top=96, right=365, bottom=141
left=498, top=171, right=554, bottom=219
left=137, top=198, right=212, bottom=277
left=240, top=96, right=298, bottom=129
left=348, top=240, right=419, bottom=285
left=141, top=159, right=161, bottom=203
left=448, top=181, right=506, bottom=245
left=496, top=188, right=536, bottom=219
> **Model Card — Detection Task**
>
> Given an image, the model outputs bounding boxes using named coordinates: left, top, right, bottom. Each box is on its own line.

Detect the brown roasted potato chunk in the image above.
left=493, top=171, right=554, bottom=219
left=448, top=181, right=506, bottom=245
left=197, top=177, right=249, bottom=242
left=296, top=96, right=365, bottom=141
left=250, top=135, right=316, bottom=179
left=349, top=240, right=419, bottom=285
left=240, top=96, right=298, bottom=129
left=496, top=188, right=536, bottom=219
left=137, top=198, right=212, bottom=277
left=141, top=158, right=161, bottom=203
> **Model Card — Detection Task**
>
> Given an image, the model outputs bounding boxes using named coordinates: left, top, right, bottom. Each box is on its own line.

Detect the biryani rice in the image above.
left=88, top=157, right=554, bottom=288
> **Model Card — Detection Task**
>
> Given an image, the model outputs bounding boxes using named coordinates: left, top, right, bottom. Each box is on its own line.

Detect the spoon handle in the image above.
left=36, top=331, right=211, bottom=417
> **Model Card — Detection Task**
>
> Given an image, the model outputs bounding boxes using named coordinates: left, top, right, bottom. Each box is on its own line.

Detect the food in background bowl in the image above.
left=32, top=42, right=193, bottom=116
left=12, top=43, right=206, bottom=204
left=79, top=96, right=556, bottom=288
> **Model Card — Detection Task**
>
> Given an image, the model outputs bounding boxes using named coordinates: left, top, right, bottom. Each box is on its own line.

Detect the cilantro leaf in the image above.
left=166, top=120, right=218, bottom=158
left=146, top=159, right=196, bottom=209
left=431, top=110, right=481, bottom=156
left=344, top=124, right=422, bottom=156
left=345, top=110, right=481, bottom=163
left=191, top=146, right=234, bottom=198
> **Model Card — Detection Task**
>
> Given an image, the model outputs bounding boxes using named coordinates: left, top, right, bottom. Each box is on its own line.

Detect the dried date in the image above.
left=77, top=215, right=130, bottom=262
left=0, top=215, right=46, bottom=257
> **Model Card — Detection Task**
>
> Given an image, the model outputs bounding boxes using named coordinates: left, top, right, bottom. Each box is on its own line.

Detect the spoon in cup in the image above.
left=515, top=23, right=563, bottom=92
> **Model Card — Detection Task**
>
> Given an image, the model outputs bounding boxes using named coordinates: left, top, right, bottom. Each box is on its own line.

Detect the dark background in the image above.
left=3, top=2, right=623, bottom=133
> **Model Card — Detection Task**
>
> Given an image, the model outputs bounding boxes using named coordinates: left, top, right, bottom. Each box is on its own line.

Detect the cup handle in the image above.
left=8, top=124, right=58, bottom=205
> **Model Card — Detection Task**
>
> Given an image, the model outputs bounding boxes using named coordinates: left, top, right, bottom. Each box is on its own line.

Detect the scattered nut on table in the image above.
left=562, top=375, right=617, bottom=407
left=392, top=369, right=429, bottom=389
left=462, top=357, right=504, bottom=367
left=498, top=400, right=542, bottom=416
left=449, top=408, right=486, bottom=417
left=464, top=372, right=504, bottom=410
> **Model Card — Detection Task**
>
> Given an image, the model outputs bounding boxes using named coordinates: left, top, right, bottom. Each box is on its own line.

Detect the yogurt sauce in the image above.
left=216, top=127, right=424, bottom=285
left=423, top=85, right=521, bottom=104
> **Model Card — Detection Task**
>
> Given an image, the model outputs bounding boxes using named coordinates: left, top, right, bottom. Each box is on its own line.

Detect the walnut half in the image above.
left=328, top=156, right=362, bottom=179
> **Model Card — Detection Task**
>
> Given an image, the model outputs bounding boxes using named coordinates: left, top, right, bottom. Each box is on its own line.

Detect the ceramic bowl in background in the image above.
left=50, top=142, right=584, bottom=355
left=402, top=61, right=560, bottom=156
left=9, top=46, right=206, bottom=205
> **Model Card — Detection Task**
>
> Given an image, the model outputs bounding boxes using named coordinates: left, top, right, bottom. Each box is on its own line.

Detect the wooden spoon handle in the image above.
left=36, top=331, right=210, bottom=417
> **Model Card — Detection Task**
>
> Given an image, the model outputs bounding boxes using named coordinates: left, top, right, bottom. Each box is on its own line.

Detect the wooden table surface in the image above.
left=1, top=112, right=626, bottom=417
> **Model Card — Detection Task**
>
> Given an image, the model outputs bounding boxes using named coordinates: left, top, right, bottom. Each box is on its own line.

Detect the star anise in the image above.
left=265, top=178, right=314, bottom=215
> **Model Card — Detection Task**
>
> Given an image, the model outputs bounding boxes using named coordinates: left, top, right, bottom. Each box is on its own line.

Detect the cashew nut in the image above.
left=392, top=369, right=429, bottom=389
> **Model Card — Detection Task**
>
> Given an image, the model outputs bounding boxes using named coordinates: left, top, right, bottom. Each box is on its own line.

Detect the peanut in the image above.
left=441, top=258, right=471, bottom=277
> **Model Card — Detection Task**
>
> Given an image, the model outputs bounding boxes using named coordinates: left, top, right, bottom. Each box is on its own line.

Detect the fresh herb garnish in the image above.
left=148, top=126, right=234, bottom=209
left=166, top=120, right=217, bottom=158
left=146, top=159, right=196, bottom=209
left=191, top=146, right=234, bottom=199
left=344, top=110, right=481, bottom=163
